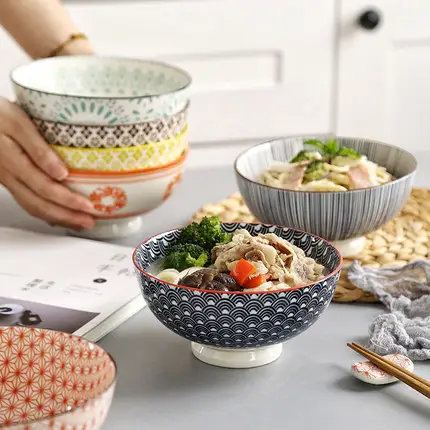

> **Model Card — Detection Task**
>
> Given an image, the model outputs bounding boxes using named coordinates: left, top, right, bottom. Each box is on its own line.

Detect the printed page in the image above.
left=0, top=227, right=138, bottom=282
left=0, top=227, right=146, bottom=336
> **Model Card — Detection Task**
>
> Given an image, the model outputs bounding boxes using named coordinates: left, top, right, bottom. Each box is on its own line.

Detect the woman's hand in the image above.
left=0, top=97, right=95, bottom=230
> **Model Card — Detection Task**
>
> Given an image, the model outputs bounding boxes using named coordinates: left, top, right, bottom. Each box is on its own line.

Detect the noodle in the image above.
left=259, top=143, right=394, bottom=191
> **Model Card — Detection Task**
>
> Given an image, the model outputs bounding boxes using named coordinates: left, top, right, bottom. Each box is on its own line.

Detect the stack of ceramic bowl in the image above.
left=11, top=56, right=192, bottom=239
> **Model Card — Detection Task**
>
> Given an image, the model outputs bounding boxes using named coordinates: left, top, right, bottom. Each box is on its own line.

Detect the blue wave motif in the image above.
left=134, top=223, right=341, bottom=348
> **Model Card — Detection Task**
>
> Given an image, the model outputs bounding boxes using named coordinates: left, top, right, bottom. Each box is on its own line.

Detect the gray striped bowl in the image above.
left=234, top=136, right=417, bottom=242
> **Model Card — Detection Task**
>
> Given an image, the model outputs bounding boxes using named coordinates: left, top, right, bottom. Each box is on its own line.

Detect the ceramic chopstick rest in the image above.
left=351, top=354, right=414, bottom=385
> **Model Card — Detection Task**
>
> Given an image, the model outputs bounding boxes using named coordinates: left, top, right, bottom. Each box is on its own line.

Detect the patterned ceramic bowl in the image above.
left=235, top=136, right=417, bottom=257
left=0, top=326, right=116, bottom=429
left=66, top=150, right=187, bottom=240
left=11, top=56, right=191, bottom=124
left=32, top=102, right=189, bottom=148
left=52, top=126, right=188, bottom=172
left=133, top=223, right=342, bottom=369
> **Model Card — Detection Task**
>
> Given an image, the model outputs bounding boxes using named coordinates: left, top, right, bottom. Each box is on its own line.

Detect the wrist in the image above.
left=57, top=38, right=94, bottom=56
left=48, top=33, right=94, bottom=58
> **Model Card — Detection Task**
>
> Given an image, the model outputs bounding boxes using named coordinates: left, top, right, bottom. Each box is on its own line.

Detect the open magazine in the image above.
left=0, top=227, right=145, bottom=342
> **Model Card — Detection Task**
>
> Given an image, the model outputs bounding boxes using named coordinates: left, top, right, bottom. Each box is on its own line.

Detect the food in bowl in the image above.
left=259, top=138, right=394, bottom=191
left=156, top=216, right=325, bottom=292
left=11, top=56, right=191, bottom=124
left=133, top=222, right=342, bottom=368
left=235, top=136, right=417, bottom=256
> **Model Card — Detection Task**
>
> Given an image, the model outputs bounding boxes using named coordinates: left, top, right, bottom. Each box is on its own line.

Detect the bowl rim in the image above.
left=32, top=100, right=190, bottom=129
left=132, top=222, right=343, bottom=295
left=67, top=149, right=188, bottom=177
left=0, top=326, right=118, bottom=429
left=234, top=134, right=418, bottom=194
left=10, top=55, right=192, bottom=100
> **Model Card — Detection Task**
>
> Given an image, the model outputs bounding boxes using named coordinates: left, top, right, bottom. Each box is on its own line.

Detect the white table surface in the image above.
left=1, top=155, right=429, bottom=430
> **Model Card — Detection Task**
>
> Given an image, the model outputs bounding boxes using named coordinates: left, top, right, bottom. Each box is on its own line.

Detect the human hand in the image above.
left=0, top=97, right=95, bottom=230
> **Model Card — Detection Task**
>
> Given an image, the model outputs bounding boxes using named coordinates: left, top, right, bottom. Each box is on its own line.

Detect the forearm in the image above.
left=0, top=0, right=93, bottom=58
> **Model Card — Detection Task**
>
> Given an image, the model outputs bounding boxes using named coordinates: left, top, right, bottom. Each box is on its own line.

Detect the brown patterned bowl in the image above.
left=0, top=326, right=117, bottom=429
left=33, top=102, right=189, bottom=148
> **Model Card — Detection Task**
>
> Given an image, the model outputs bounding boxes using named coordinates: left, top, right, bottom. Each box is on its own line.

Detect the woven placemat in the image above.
left=191, top=188, right=430, bottom=303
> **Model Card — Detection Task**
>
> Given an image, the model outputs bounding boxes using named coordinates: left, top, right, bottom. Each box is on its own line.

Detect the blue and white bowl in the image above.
left=235, top=136, right=417, bottom=257
left=11, top=56, right=191, bottom=124
left=133, top=223, right=342, bottom=368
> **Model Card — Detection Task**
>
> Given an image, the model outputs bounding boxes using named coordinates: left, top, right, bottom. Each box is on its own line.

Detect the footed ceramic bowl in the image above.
left=11, top=56, right=191, bottom=124
left=235, top=136, right=417, bottom=257
left=133, top=223, right=342, bottom=369
left=52, top=126, right=188, bottom=172
left=32, top=102, right=188, bottom=148
left=66, top=151, right=187, bottom=240
left=0, top=326, right=116, bottom=429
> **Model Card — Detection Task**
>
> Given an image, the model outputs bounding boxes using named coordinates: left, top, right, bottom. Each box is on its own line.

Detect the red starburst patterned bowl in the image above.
left=0, top=327, right=117, bottom=429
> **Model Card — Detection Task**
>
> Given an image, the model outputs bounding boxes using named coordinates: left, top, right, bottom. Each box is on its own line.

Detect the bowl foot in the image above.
left=68, top=216, right=143, bottom=240
left=331, top=236, right=366, bottom=258
left=191, top=342, right=283, bottom=369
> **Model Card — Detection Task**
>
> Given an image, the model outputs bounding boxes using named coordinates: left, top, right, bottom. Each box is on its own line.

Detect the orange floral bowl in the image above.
left=64, top=149, right=188, bottom=240
left=0, top=326, right=117, bottom=429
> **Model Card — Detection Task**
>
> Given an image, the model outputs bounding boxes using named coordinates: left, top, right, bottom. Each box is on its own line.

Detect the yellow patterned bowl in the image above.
left=51, top=126, right=188, bottom=172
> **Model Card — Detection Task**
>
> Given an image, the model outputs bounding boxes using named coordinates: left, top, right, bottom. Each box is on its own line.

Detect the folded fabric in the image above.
left=347, top=259, right=430, bottom=361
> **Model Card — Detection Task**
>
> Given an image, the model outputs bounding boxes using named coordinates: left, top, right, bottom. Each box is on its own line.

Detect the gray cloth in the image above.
left=347, top=259, right=430, bottom=361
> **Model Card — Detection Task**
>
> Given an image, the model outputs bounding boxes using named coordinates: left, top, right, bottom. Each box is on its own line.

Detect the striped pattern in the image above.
left=234, top=136, right=417, bottom=241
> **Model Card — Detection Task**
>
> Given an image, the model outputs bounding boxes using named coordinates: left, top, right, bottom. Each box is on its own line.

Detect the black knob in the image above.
left=358, top=9, right=381, bottom=30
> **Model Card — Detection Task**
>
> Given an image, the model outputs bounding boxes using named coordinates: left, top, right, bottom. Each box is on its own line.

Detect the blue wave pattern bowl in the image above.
left=11, top=56, right=191, bottom=124
left=133, top=223, right=342, bottom=368
left=235, top=136, right=417, bottom=257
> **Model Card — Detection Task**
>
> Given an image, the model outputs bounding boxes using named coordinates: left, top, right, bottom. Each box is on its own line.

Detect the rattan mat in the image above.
left=191, top=188, right=430, bottom=303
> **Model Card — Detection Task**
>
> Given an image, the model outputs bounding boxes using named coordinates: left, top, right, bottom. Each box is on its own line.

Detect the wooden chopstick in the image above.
left=348, top=342, right=430, bottom=398
left=350, top=342, right=430, bottom=387
left=347, top=342, right=430, bottom=399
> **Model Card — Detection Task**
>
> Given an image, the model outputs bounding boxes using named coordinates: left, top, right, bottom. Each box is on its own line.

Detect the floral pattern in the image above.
left=351, top=354, right=414, bottom=385
left=162, top=173, right=182, bottom=201
left=0, top=327, right=116, bottom=429
left=89, top=186, right=128, bottom=214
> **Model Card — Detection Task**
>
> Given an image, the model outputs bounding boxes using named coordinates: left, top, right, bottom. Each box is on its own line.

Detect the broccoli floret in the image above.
left=304, top=139, right=326, bottom=152
left=163, top=244, right=208, bottom=271
left=303, top=160, right=327, bottom=182
left=305, top=138, right=362, bottom=162
left=336, top=146, right=362, bottom=160
left=165, top=243, right=208, bottom=258
left=290, top=150, right=321, bottom=163
left=178, top=216, right=232, bottom=251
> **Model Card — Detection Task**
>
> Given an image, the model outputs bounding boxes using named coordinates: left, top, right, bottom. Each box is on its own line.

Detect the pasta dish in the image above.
left=258, top=139, right=394, bottom=191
